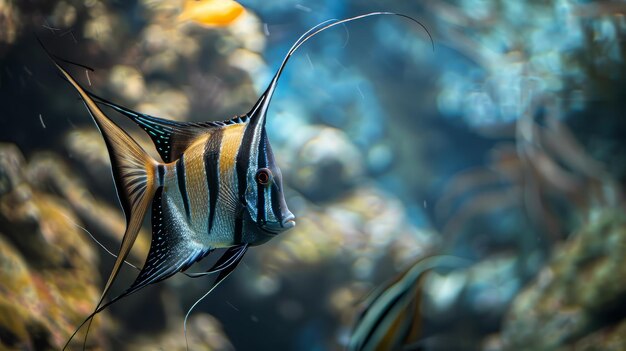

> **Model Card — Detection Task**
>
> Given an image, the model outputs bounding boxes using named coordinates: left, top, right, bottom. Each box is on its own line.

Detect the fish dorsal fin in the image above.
left=87, top=91, right=248, bottom=163
left=245, top=12, right=433, bottom=131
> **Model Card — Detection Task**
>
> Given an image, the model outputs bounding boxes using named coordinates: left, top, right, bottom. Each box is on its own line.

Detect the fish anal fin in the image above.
left=123, top=187, right=207, bottom=295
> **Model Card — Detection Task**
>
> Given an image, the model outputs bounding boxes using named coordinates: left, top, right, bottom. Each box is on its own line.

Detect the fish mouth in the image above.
left=281, top=215, right=296, bottom=229
left=260, top=215, right=296, bottom=235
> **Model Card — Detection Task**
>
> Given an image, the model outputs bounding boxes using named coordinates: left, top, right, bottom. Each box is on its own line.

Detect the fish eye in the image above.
left=256, top=168, right=272, bottom=186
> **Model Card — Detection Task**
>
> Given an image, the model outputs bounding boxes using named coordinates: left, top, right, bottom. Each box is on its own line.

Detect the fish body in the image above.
left=157, top=122, right=289, bottom=250
left=74, top=91, right=296, bottom=301
left=178, top=0, right=245, bottom=27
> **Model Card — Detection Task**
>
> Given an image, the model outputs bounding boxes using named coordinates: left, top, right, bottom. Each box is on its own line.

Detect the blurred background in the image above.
left=0, top=0, right=625, bottom=350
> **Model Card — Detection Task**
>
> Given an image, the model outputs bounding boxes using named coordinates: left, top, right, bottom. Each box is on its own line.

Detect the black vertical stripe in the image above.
left=257, top=187, right=266, bottom=225
left=235, top=121, right=256, bottom=203
left=360, top=288, right=409, bottom=350
left=204, top=129, right=224, bottom=233
left=157, top=165, right=165, bottom=186
left=175, top=155, right=191, bottom=219
left=144, top=186, right=165, bottom=277
left=256, top=130, right=268, bottom=224
left=257, top=129, right=268, bottom=168
left=234, top=213, right=243, bottom=244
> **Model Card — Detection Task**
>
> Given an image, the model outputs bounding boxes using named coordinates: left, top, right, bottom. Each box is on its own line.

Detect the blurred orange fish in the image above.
left=178, top=0, right=245, bottom=26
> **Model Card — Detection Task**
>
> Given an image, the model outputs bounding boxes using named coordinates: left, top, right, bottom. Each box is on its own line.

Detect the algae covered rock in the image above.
left=0, top=140, right=237, bottom=350
left=0, top=234, right=105, bottom=350
left=501, top=209, right=626, bottom=351
left=0, top=143, right=108, bottom=350
left=0, top=236, right=45, bottom=350
left=559, top=319, right=626, bottom=351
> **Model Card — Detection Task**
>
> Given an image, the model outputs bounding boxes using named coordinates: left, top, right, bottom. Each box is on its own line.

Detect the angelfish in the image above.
left=44, top=11, right=433, bottom=349
left=348, top=256, right=467, bottom=351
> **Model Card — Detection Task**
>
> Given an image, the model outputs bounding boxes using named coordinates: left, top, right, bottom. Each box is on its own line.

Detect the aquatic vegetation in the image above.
left=0, top=142, right=237, bottom=349
left=428, top=89, right=626, bottom=349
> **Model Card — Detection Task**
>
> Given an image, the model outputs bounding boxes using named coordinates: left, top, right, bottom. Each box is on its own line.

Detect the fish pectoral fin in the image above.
left=184, top=244, right=248, bottom=278
left=182, top=244, right=248, bottom=348
left=206, top=244, right=248, bottom=273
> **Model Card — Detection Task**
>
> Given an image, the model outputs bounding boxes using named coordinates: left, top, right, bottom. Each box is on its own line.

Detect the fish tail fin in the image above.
left=41, top=43, right=161, bottom=347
